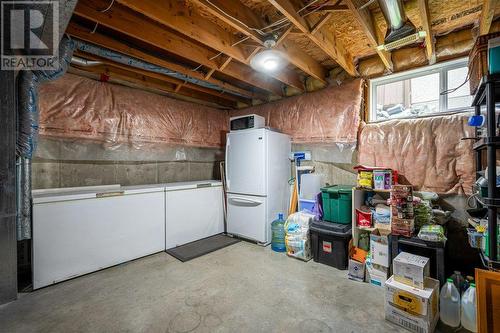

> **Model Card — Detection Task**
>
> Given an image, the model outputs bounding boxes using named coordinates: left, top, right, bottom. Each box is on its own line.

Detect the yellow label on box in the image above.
left=393, top=290, right=424, bottom=316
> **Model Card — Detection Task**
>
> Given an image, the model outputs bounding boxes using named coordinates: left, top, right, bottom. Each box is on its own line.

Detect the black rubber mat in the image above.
left=166, top=234, right=240, bottom=262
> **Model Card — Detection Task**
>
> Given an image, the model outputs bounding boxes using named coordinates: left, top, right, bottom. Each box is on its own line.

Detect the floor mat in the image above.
left=166, top=234, right=240, bottom=262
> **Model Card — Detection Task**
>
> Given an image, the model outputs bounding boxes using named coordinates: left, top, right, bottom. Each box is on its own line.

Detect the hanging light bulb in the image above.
left=250, top=36, right=288, bottom=73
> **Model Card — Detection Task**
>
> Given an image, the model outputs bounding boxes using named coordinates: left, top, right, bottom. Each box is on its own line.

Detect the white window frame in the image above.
left=369, top=58, right=472, bottom=122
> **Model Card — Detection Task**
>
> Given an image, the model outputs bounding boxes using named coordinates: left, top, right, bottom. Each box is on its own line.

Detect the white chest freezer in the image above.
left=165, top=181, right=224, bottom=249
left=32, top=184, right=165, bottom=289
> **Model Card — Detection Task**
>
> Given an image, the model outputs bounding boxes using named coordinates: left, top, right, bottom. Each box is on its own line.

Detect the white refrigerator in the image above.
left=225, top=128, right=291, bottom=244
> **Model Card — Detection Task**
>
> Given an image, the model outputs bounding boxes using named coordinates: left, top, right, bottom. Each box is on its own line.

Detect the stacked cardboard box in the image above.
left=366, top=228, right=391, bottom=287
left=385, top=252, right=438, bottom=333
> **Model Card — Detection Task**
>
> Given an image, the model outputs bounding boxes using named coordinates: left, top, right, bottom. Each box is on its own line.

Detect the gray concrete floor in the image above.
left=0, top=242, right=407, bottom=333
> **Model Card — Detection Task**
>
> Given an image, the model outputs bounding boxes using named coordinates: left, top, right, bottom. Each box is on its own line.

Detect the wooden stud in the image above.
left=344, top=0, right=393, bottom=71
left=192, top=0, right=326, bottom=84
left=204, top=68, right=216, bottom=80
left=75, top=64, right=239, bottom=108
left=267, top=0, right=357, bottom=76
left=66, top=23, right=269, bottom=101
left=417, top=0, right=436, bottom=64
left=219, top=57, right=233, bottom=71
left=310, top=13, right=333, bottom=35
left=73, top=51, right=251, bottom=105
left=73, top=0, right=284, bottom=96
left=114, top=0, right=304, bottom=91
left=479, top=0, right=495, bottom=35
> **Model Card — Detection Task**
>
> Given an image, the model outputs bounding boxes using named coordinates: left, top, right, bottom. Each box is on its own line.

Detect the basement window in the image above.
left=369, top=58, right=472, bottom=122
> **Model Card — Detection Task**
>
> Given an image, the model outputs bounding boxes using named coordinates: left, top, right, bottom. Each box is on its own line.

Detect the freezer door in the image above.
left=226, top=129, right=266, bottom=196
left=227, top=194, right=268, bottom=243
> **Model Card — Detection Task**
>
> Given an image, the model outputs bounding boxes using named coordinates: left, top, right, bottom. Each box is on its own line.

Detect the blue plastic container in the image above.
left=271, top=213, right=286, bottom=252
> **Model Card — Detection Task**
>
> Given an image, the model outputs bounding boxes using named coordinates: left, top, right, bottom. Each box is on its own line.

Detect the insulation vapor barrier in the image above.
left=358, top=114, right=475, bottom=195
left=18, top=36, right=74, bottom=158
left=38, top=73, right=228, bottom=148
left=230, top=79, right=363, bottom=145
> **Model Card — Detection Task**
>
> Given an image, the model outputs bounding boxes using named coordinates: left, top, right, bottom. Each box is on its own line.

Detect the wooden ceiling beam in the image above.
left=74, top=51, right=252, bottom=106
left=267, top=0, right=357, bottom=76
left=344, top=0, right=393, bottom=71
left=114, top=0, right=304, bottom=91
left=73, top=0, right=284, bottom=96
left=73, top=63, right=238, bottom=108
left=479, top=0, right=495, bottom=35
left=66, top=23, right=269, bottom=101
left=192, top=0, right=328, bottom=84
left=417, top=0, right=436, bottom=64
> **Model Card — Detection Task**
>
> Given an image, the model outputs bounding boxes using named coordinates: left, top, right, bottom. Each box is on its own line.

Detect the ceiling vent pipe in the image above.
left=71, top=56, right=102, bottom=67
left=377, top=0, right=416, bottom=44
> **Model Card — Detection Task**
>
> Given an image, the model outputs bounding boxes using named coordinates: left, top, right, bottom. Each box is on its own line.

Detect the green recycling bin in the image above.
left=321, top=185, right=353, bottom=224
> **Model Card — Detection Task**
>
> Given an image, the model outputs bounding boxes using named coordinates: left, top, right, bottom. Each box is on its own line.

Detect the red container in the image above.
left=356, top=209, right=372, bottom=228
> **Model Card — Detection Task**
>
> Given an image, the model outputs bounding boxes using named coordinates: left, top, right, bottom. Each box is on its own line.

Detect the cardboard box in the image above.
left=385, top=276, right=439, bottom=333
left=370, top=229, right=391, bottom=267
left=385, top=276, right=439, bottom=318
left=385, top=302, right=438, bottom=333
left=393, top=252, right=430, bottom=289
left=366, top=260, right=389, bottom=287
left=348, top=259, right=365, bottom=282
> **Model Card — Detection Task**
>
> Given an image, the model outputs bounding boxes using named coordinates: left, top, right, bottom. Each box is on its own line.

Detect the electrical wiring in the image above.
left=205, top=0, right=324, bottom=37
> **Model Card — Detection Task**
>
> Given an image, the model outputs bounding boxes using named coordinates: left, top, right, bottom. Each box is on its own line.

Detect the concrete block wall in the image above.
left=32, top=138, right=223, bottom=189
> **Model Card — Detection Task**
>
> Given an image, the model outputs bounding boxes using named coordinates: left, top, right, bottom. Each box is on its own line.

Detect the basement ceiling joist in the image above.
left=73, top=0, right=286, bottom=97
left=267, top=0, right=357, bottom=76
left=344, top=0, right=393, bottom=71
left=115, top=0, right=306, bottom=91
left=66, top=22, right=270, bottom=102
left=418, top=0, right=436, bottom=64
left=73, top=60, right=239, bottom=108
left=192, top=0, right=328, bottom=84
left=480, top=0, right=496, bottom=35
left=63, top=0, right=500, bottom=109
left=74, top=51, right=252, bottom=106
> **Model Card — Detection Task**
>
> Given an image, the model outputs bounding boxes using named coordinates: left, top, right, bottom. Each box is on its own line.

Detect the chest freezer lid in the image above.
left=33, top=184, right=165, bottom=204
left=165, top=180, right=222, bottom=191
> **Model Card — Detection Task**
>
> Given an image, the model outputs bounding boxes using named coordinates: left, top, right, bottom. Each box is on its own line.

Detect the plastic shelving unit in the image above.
left=472, top=74, right=500, bottom=270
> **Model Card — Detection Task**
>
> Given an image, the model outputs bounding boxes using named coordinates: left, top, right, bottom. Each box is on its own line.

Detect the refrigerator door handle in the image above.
left=225, top=137, right=230, bottom=191
left=229, top=197, right=263, bottom=206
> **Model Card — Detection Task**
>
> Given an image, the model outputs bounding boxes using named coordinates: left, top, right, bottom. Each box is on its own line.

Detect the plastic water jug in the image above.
left=271, top=213, right=286, bottom=252
left=440, top=278, right=461, bottom=328
left=461, top=283, right=477, bottom=332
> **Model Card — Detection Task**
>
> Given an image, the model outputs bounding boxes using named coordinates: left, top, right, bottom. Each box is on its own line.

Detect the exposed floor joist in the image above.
left=72, top=61, right=239, bottom=108
left=479, top=0, right=495, bottom=35
left=66, top=23, right=269, bottom=102
left=192, top=0, right=328, bottom=84
left=114, top=0, right=305, bottom=91
left=73, top=51, right=252, bottom=106
left=73, top=0, right=285, bottom=97
left=417, top=0, right=436, bottom=64
left=344, top=0, right=393, bottom=71
left=267, top=0, right=357, bottom=76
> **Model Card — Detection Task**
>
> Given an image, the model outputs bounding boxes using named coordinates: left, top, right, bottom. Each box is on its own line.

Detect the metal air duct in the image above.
left=377, top=0, right=416, bottom=44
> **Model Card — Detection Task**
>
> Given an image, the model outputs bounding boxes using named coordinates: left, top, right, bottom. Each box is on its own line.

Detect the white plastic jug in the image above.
left=440, top=278, right=461, bottom=328
left=461, top=283, right=477, bottom=332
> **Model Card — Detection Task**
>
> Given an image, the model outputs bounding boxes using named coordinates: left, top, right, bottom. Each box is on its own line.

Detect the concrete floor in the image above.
left=0, top=242, right=407, bottom=333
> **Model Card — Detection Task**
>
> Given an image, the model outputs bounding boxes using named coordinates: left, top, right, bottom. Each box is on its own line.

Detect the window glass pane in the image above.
left=447, top=67, right=472, bottom=109
left=375, top=72, right=439, bottom=120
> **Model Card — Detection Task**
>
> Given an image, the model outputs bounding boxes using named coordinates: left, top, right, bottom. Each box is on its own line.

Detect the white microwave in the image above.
left=229, top=114, right=265, bottom=131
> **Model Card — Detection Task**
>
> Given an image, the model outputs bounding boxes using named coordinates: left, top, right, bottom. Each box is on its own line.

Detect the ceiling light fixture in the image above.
left=250, top=36, right=288, bottom=73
